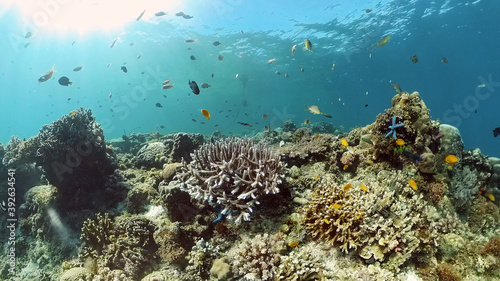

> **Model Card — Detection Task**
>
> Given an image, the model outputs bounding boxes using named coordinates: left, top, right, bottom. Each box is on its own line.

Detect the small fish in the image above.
left=156, top=103, right=163, bottom=108
left=237, top=122, right=252, bottom=127
left=136, top=9, right=146, bottom=21
left=343, top=164, right=349, bottom=170
left=109, top=93, right=112, bottom=98
left=129, top=42, right=135, bottom=46
left=360, top=137, right=373, bottom=145
left=213, top=41, right=221, bottom=46
left=408, top=179, right=418, bottom=191
left=330, top=203, right=342, bottom=209
left=395, top=138, right=405, bottom=146
left=304, top=118, right=310, bottom=125
left=486, top=193, right=495, bottom=201
left=185, top=39, right=197, bottom=43
left=200, top=83, right=211, bottom=88
left=218, top=55, right=224, bottom=61
left=391, top=82, right=402, bottom=93
left=376, top=35, right=391, bottom=47
left=162, top=79, right=171, bottom=85
left=365, top=104, right=369, bottom=107
left=73, top=66, right=83, bottom=72
left=285, top=73, right=289, bottom=78
left=160, top=125, right=165, bottom=129
left=137, top=54, right=142, bottom=59
left=304, top=39, right=312, bottom=52
left=110, top=37, right=120, bottom=48
left=189, top=80, right=200, bottom=95
left=190, top=55, right=196, bottom=60
left=121, top=66, right=128, bottom=73
left=445, top=154, right=458, bottom=164
left=70, top=111, right=76, bottom=115
left=275, top=71, right=280, bottom=75
left=331, top=63, right=335, bottom=71
left=341, top=139, right=348, bottom=147
left=411, top=55, right=418, bottom=63
left=300, top=67, right=305, bottom=72
left=360, top=184, right=368, bottom=191
left=441, top=57, right=448, bottom=63
left=364, top=9, right=372, bottom=13
left=192, top=119, right=197, bottom=122
left=493, top=127, right=500, bottom=137
left=201, top=109, right=211, bottom=119
left=175, top=12, right=186, bottom=16
left=155, top=11, right=166, bottom=16
left=182, top=14, right=193, bottom=19
left=25, top=31, right=33, bottom=39
left=477, top=84, right=486, bottom=88
left=288, top=241, right=299, bottom=247
left=267, top=58, right=277, bottom=64
left=323, top=219, right=330, bottom=224
left=58, top=76, right=72, bottom=86
left=211, top=73, right=214, bottom=78
left=162, top=84, right=174, bottom=89
left=291, top=44, right=297, bottom=55
left=24, top=42, right=31, bottom=48
left=262, top=114, right=268, bottom=119
left=38, top=65, right=56, bottom=83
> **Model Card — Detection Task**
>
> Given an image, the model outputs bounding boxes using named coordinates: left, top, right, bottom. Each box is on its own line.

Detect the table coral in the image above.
left=175, top=138, right=285, bottom=223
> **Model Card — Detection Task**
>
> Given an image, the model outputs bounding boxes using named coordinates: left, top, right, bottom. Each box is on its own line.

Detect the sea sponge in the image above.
left=175, top=138, right=285, bottom=222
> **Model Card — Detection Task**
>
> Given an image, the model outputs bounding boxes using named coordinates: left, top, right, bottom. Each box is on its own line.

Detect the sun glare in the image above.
left=4, top=0, right=182, bottom=34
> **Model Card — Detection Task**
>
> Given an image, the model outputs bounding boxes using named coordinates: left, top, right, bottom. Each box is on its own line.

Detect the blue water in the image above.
left=1, top=0, right=499, bottom=157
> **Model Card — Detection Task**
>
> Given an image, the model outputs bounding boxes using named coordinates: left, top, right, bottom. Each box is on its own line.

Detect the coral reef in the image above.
left=80, top=213, right=158, bottom=280
left=175, top=138, right=285, bottom=222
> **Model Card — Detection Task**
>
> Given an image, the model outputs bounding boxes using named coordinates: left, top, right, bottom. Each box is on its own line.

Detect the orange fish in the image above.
left=201, top=109, right=211, bottom=119
left=445, top=155, right=458, bottom=164
left=408, top=179, right=418, bottom=191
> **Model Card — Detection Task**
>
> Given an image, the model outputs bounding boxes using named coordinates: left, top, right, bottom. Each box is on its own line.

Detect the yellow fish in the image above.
left=445, top=154, right=458, bottom=164
left=330, top=203, right=342, bottom=209
left=391, top=82, right=402, bottom=93
left=304, top=39, right=312, bottom=52
left=395, top=138, right=405, bottom=146
left=288, top=241, right=299, bottom=247
left=343, top=164, right=349, bottom=170
left=376, top=35, right=391, bottom=47
left=70, top=111, right=76, bottom=115
left=342, top=183, right=352, bottom=191
left=360, top=184, right=368, bottom=191
left=304, top=118, right=310, bottom=125
left=486, top=193, right=495, bottom=201
left=323, top=218, right=330, bottom=224
left=408, top=179, right=418, bottom=191
left=201, top=109, right=211, bottom=119
left=341, top=138, right=349, bottom=147
left=38, top=65, right=56, bottom=83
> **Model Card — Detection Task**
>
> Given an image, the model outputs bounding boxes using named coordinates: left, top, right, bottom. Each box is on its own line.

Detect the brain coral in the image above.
left=175, top=138, right=285, bottom=222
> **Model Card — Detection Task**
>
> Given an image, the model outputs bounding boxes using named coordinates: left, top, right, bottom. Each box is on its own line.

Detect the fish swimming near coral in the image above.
left=391, top=82, right=402, bottom=93
left=38, top=65, right=56, bottom=83
left=493, top=127, right=500, bottom=137
left=305, top=105, right=332, bottom=118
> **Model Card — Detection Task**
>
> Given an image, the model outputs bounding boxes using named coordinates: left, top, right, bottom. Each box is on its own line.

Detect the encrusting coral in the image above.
left=175, top=138, right=285, bottom=222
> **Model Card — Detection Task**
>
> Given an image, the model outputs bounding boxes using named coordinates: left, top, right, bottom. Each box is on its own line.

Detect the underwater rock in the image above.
left=168, top=132, right=204, bottom=163
left=59, top=267, right=94, bottom=281
left=135, top=141, right=167, bottom=168
left=159, top=182, right=199, bottom=222
left=280, top=119, right=297, bottom=132
left=126, top=183, right=159, bottom=213
left=209, top=258, right=231, bottom=280
left=161, top=162, right=183, bottom=182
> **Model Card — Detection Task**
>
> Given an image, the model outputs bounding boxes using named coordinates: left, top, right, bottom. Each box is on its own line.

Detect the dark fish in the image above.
left=24, top=42, right=31, bottom=48
left=218, top=55, right=224, bottom=61
left=213, top=41, right=221, bottom=46
left=137, top=54, right=141, bottom=59
left=190, top=55, right=196, bottom=60
left=58, top=76, right=73, bottom=86
left=211, top=73, right=214, bottom=78
left=136, top=9, right=146, bottom=21
left=238, top=122, right=252, bottom=127
left=411, top=55, right=418, bottom=63
left=160, top=125, right=165, bottom=129
left=155, top=103, right=163, bottom=108
left=364, top=9, right=372, bottom=13
left=121, top=66, right=128, bottom=73
left=73, top=66, right=83, bottom=72
left=391, top=82, right=402, bottom=93
left=25, top=31, right=32, bottom=39
left=189, top=80, right=200, bottom=95
left=110, top=38, right=119, bottom=48
left=175, top=12, right=186, bottom=16
left=155, top=11, right=166, bottom=16
left=185, top=39, right=196, bottom=43
left=129, top=42, right=135, bottom=46
left=187, top=47, right=192, bottom=50
left=182, top=14, right=193, bottom=19
left=72, top=41, right=75, bottom=46
left=365, top=104, right=369, bottom=107
left=192, top=119, right=197, bottom=122
left=494, top=127, right=500, bottom=137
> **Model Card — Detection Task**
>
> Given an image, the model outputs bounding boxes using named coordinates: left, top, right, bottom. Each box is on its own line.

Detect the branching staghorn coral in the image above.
left=175, top=138, right=285, bottom=222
